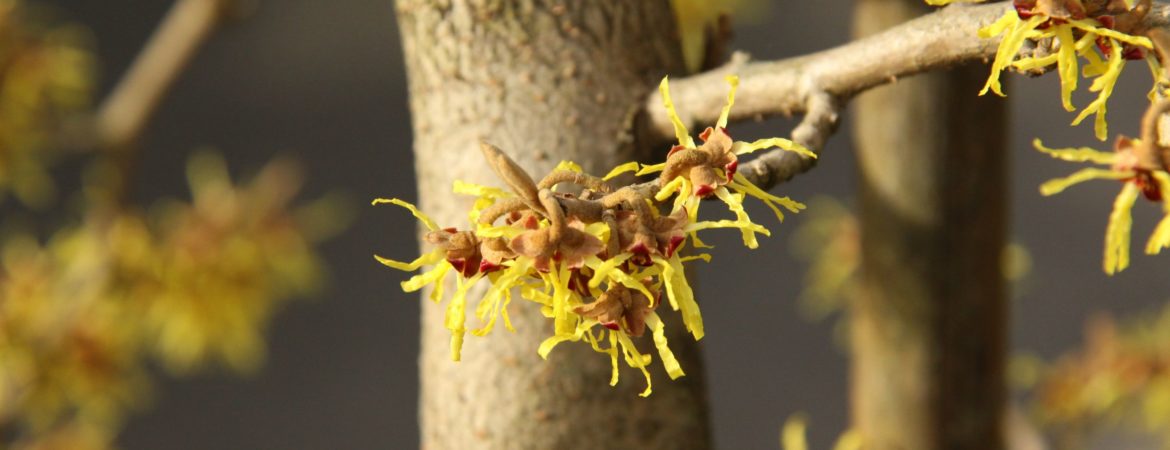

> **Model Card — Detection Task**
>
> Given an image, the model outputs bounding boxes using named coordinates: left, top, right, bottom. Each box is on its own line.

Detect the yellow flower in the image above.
left=647, top=75, right=812, bottom=249
left=0, top=0, right=94, bottom=207
left=979, top=0, right=1153, bottom=140
left=378, top=74, right=812, bottom=395
left=1034, top=137, right=1170, bottom=274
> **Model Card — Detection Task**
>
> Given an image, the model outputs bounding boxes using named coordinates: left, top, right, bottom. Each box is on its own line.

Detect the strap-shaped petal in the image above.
left=1105, top=183, right=1140, bottom=275
left=716, top=75, right=739, bottom=130
left=1039, top=168, right=1132, bottom=195
left=659, top=77, right=695, bottom=148
left=653, top=254, right=705, bottom=340
left=732, top=137, right=817, bottom=159
left=1069, top=19, right=1153, bottom=48
left=603, top=161, right=640, bottom=180
left=645, top=311, right=685, bottom=380
left=1033, top=138, right=1117, bottom=165
left=615, top=332, right=654, bottom=397
left=375, top=248, right=444, bottom=272
left=981, top=14, right=1043, bottom=97
left=372, top=197, right=439, bottom=231
left=732, top=172, right=806, bottom=222
left=1072, top=43, right=1123, bottom=140
left=1054, top=24, right=1079, bottom=112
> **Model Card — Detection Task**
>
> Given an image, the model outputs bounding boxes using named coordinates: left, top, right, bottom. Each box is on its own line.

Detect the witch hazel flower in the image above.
left=1035, top=100, right=1170, bottom=274
left=948, top=0, right=1155, bottom=140
left=376, top=75, right=811, bottom=395
left=632, top=75, right=815, bottom=250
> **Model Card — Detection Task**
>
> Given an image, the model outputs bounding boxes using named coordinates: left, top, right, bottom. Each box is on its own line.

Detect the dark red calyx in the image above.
left=694, top=184, right=715, bottom=198
left=568, top=270, right=591, bottom=296
left=724, top=160, right=738, bottom=183
left=478, top=260, right=501, bottom=274
left=1134, top=171, right=1163, bottom=202
left=448, top=257, right=481, bottom=277
left=601, top=321, right=621, bottom=331
left=1014, top=0, right=1038, bottom=18
left=664, top=235, right=685, bottom=258
left=1123, top=46, right=1145, bottom=61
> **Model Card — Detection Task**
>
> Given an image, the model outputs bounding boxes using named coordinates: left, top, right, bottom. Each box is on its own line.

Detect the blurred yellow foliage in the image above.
left=669, top=0, right=766, bottom=72
left=0, top=153, right=335, bottom=448
left=0, top=0, right=93, bottom=207
left=1030, top=303, right=1170, bottom=446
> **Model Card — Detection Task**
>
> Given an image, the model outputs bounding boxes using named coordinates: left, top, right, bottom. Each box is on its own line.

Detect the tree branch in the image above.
left=95, top=0, right=238, bottom=152
left=645, top=2, right=1170, bottom=191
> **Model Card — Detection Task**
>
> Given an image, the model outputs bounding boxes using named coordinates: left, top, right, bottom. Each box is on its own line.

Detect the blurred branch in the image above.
left=646, top=2, right=1170, bottom=191
left=95, top=0, right=238, bottom=153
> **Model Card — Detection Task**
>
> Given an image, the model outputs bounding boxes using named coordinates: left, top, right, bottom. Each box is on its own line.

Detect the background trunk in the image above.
left=395, top=1, right=710, bottom=449
left=850, top=1, right=1008, bottom=449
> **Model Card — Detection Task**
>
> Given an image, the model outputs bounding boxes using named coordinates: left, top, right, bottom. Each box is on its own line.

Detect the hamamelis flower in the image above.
left=978, top=0, right=1153, bottom=140
left=0, top=1, right=93, bottom=207
left=644, top=75, right=813, bottom=249
left=1034, top=136, right=1170, bottom=274
left=379, top=75, right=809, bottom=395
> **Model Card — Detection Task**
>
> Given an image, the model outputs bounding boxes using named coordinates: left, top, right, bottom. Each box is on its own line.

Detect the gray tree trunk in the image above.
left=851, top=1, right=1008, bottom=449
left=395, top=1, right=710, bottom=449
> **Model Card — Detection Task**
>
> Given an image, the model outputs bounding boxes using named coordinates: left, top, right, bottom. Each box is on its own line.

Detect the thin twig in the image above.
left=644, top=2, right=1170, bottom=191
left=93, top=0, right=238, bottom=203
left=96, top=0, right=238, bottom=151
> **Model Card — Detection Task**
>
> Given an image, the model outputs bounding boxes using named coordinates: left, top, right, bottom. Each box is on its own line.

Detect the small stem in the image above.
left=1140, top=99, right=1170, bottom=168
left=538, top=189, right=565, bottom=244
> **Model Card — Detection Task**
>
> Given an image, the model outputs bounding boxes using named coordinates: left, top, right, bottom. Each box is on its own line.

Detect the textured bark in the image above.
left=395, top=1, right=710, bottom=449
left=850, top=1, right=1008, bottom=449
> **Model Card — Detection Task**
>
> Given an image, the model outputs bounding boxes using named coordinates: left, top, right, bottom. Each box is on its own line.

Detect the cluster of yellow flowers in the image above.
left=930, top=0, right=1156, bottom=140
left=1033, top=134, right=1170, bottom=274
left=378, top=76, right=812, bottom=396
left=0, top=0, right=94, bottom=207
left=1024, top=303, right=1170, bottom=445
left=0, top=154, right=329, bottom=448
left=924, top=0, right=1170, bottom=275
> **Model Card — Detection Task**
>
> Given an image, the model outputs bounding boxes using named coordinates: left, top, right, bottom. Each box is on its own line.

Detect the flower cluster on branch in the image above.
left=378, top=76, right=812, bottom=396
left=934, top=0, right=1159, bottom=140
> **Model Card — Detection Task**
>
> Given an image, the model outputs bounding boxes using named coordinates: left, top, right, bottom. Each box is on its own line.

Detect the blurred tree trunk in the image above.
left=850, top=1, right=1008, bottom=449
left=395, top=1, right=710, bottom=449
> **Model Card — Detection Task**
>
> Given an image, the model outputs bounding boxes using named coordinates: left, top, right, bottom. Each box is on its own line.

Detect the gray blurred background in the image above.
left=39, top=1, right=1170, bottom=448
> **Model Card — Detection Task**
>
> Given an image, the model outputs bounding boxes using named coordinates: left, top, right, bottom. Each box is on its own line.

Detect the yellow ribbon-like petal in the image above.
left=732, top=137, right=817, bottom=160
left=981, top=14, right=1043, bottom=97
left=659, top=76, right=695, bottom=148
left=603, top=161, right=641, bottom=180
left=1033, top=138, right=1117, bottom=165
left=1072, top=42, right=1123, bottom=140
left=375, top=248, right=444, bottom=272
left=1069, top=19, right=1153, bottom=48
left=615, top=332, right=654, bottom=397
left=654, top=254, right=705, bottom=340
left=732, top=172, right=806, bottom=223
left=645, top=312, right=685, bottom=380
left=717, top=75, right=739, bottom=130
left=554, top=160, right=584, bottom=173
left=1054, top=24, right=1079, bottom=112
left=1105, top=182, right=1140, bottom=275
left=715, top=186, right=762, bottom=249
left=372, top=197, right=439, bottom=231
left=1040, top=168, right=1133, bottom=196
